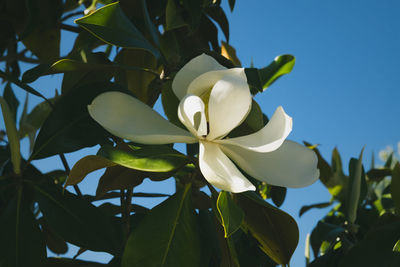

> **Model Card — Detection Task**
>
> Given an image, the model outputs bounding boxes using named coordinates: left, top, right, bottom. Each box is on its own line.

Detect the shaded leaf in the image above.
left=75, top=2, right=159, bottom=57
left=270, top=186, right=287, bottom=207
left=33, top=180, right=121, bottom=254
left=339, top=221, right=400, bottom=266
left=234, top=192, right=298, bottom=265
left=245, top=55, right=295, bottom=93
left=0, top=96, right=21, bottom=174
left=217, top=191, right=244, bottom=238
left=207, top=7, right=230, bottom=42
left=122, top=184, right=201, bottom=267
left=3, top=83, right=19, bottom=122
left=345, top=148, right=364, bottom=224
left=114, top=49, right=157, bottom=103
left=40, top=219, right=68, bottom=255
left=31, top=81, right=125, bottom=160
left=161, top=81, right=186, bottom=128
left=97, top=144, right=188, bottom=173
left=0, top=187, right=46, bottom=267
left=165, top=0, right=187, bottom=31
left=221, top=41, right=240, bottom=66
left=391, top=163, right=400, bottom=215
left=65, top=155, right=115, bottom=186
left=96, top=165, right=144, bottom=198
left=367, top=168, right=392, bottom=182
left=299, top=201, right=333, bottom=217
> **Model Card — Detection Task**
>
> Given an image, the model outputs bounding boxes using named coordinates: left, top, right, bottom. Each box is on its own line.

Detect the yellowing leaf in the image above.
left=221, top=41, right=241, bottom=66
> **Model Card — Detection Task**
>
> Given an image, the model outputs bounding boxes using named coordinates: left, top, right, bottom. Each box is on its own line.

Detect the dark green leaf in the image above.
left=165, top=0, right=187, bottom=31
left=299, top=201, right=333, bottom=217
left=310, top=220, right=345, bottom=258
left=234, top=191, right=298, bottom=265
left=0, top=187, right=46, bottom=267
left=122, top=184, right=201, bottom=267
left=140, top=0, right=160, bottom=47
left=245, top=55, right=295, bottom=93
left=75, top=2, right=159, bottom=57
left=345, top=148, right=364, bottom=224
left=385, top=152, right=394, bottom=168
left=96, top=165, right=145, bottom=198
left=3, top=83, right=19, bottom=122
left=65, top=155, right=115, bottom=186
left=33, top=180, right=121, bottom=254
left=30, top=81, right=124, bottom=160
left=217, top=191, right=244, bottom=238
left=97, top=144, right=188, bottom=173
left=270, top=186, right=287, bottom=207
left=114, top=49, right=157, bottom=103
left=40, top=219, right=68, bottom=255
left=228, top=0, right=236, bottom=12
left=161, top=81, right=186, bottom=129
left=391, top=163, right=400, bottom=215
left=339, top=221, right=400, bottom=266
left=228, top=100, right=264, bottom=138
left=0, top=69, right=50, bottom=103
left=367, top=168, right=392, bottom=182
left=206, top=5, right=229, bottom=42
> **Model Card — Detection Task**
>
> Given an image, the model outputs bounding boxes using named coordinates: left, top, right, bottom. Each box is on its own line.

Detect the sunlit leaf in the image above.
left=217, top=191, right=244, bottom=238
left=122, top=184, right=201, bottom=267
left=221, top=41, right=240, bottom=66
left=97, top=144, right=188, bottom=173
left=245, top=55, right=295, bottom=93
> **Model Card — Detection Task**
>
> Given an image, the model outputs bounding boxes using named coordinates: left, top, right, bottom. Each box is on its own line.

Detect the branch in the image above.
left=59, top=23, right=81, bottom=33
left=59, top=153, right=82, bottom=197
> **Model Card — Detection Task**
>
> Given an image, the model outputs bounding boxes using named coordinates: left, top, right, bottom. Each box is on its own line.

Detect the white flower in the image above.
left=88, top=54, right=319, bottom=193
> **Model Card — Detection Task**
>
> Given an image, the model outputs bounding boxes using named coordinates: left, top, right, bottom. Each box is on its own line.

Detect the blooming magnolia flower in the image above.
left=88, top=54, right=319, bottom=193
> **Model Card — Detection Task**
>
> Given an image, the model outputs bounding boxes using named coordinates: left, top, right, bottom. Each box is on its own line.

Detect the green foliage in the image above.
left=217, top=191, right=244, bottom=238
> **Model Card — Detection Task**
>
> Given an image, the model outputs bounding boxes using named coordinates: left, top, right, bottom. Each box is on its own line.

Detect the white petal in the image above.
left=216, top=106, right=292, bottom=152
left=187, top=68, right=246, bottom=97
left=172, top=54, right=226, bottom=99
left=220, top=140, right=319, bottom=188
left=88, top=92, right=197, bottom=144
left=199, top=141, right=256, bottom=193
left=178, top=94, right=207, bottom=138
left=206, top=71, right=252, bottom=140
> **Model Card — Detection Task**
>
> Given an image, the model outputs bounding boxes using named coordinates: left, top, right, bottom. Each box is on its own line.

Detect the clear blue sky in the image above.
left=1, top=0, right=399, bottom=266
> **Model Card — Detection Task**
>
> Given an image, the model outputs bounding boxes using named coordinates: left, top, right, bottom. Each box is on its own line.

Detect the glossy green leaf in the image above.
left=30, top=82, right=124, bottom=160
left=391, top=163, right=400, bottom=215
left=217, top=191, right=244, bottom=238
left=245, top=55, right=295, bottom=93
left=0, top=97, right=21, bottom=174
left=75, top=2, right=159, bottom=57
left=97, top=144, right=188, bottom=173
left=393, top=240, right=400, bottom=252
left=33, top=180, right=121, bottom=254
left=345, top=148, right=364, bottom=224
left=0, top=187, right=46, bottom=267
left=65, top=155, right=116, bottom=187
left=96, top=165, right=145, bottom=198
left=339, top=221, right=400, bottom=266
left=122, top=184, right=201, bottom=267
left=299, top=201, right=333, bottom=217
left=234, top=191, right=299, bottom=265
